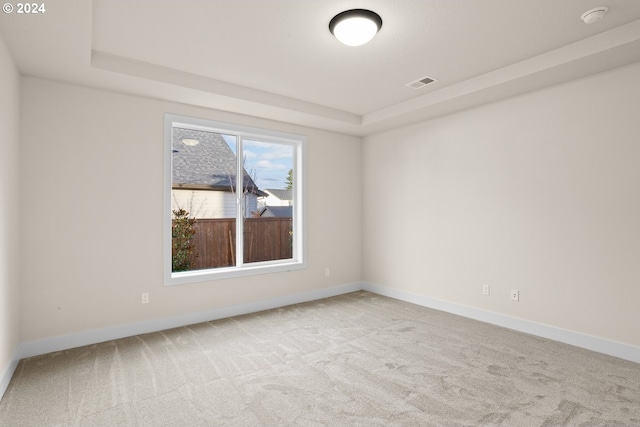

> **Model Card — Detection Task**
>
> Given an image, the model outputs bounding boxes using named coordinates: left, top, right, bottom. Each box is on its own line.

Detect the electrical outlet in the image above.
left=325, top=268, right=330, bottom=277
left=482, top=285, right=490, bottom=295
left=510, top=289, right=519, bottom=301
left=141, top=292, right=149, bottom=304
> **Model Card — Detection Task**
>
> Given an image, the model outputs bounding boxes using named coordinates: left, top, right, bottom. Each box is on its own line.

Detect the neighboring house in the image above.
left=172, top=127, right=265, bottom=219
left=260, top=189, right=293, bottom=208
left=259, top=206, right=293, bottom=218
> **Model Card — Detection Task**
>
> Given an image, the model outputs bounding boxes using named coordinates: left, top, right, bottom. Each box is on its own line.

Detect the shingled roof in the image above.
left=265, top=189, right=292, bottom=201
left=172, top=127, right=261, bottom=194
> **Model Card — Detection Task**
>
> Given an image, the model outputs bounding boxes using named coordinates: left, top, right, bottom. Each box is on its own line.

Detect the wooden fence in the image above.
left=188, top=217, right=292, bottom=269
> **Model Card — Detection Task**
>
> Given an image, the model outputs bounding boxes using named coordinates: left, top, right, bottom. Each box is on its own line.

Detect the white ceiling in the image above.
left=2, top=0, right=640, bottom=136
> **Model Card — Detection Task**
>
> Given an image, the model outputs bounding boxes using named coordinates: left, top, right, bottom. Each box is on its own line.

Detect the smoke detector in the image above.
left=581, top=7, right=608, bottom=24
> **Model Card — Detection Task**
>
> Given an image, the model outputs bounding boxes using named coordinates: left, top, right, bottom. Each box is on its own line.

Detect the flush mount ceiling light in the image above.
left=329, top=9, right=382, bottom=46
left=181, top=138, right=200, bottom=146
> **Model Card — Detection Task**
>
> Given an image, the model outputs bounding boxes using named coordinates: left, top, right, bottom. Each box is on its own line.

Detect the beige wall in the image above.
left=0, top=33, right=21, bottom=372
left=363, top=62, right=640, bottom=347
left=13, top=60, right=640, bottom=351
left=19, top=77, right=362, bottom=342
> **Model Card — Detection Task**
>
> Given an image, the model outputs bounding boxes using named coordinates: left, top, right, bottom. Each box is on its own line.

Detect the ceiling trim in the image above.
left=91, top=50, right=362, bottom=126
left=89, top=19, right=640, bottom=137
left=362, top=20, right=640, bottom=129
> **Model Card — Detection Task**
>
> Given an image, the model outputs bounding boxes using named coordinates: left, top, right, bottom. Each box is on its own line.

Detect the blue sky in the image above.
left=223, top=135, right=293, bottom=190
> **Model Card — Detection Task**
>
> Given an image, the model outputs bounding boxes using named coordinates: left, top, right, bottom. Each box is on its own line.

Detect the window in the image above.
left=164, top=114, right=306, bottom=285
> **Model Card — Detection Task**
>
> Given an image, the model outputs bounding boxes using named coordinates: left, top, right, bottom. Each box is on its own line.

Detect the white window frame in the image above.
left=164, top=113, right=307, bottom=285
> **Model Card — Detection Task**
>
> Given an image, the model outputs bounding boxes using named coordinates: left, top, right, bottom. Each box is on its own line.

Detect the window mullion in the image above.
left=235, top=135, right=244, bottom=267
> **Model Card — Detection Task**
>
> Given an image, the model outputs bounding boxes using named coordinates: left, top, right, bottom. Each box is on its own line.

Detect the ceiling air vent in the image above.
left=406, top=75, right=437, bottom=89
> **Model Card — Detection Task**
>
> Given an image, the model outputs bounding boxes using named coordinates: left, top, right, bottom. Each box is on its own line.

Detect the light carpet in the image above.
left=1, top=291, right=639, bottom=426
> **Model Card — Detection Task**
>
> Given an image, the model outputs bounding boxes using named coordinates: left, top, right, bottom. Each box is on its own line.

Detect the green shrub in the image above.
left=172, top=209, right=198, bottom=271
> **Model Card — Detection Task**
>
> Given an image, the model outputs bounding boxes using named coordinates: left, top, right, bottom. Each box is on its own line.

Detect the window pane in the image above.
left=165, top=113, right=306, bottom=285
left=171, top=127, right=238, bottom=271
left=243, top=139, right=294, bottom=264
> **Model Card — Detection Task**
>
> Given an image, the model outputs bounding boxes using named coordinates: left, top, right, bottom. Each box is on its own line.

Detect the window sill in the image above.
left=165, top=260, right=307, bottom=286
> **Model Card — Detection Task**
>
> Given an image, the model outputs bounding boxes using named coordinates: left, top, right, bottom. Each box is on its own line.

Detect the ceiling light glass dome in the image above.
left=329, top=9, right=383, bottom=47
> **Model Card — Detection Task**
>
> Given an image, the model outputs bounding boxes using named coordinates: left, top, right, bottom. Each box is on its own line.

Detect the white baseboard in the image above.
left=17, top=282, right=362, bottom=360
left=362, top=281, right=640, bottom=364
left=0, top=349, right=20, bottom=402
left=4, top=280, right=638, bottom=403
